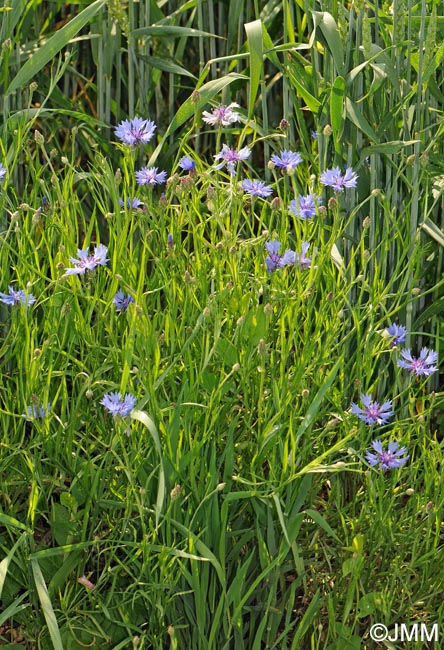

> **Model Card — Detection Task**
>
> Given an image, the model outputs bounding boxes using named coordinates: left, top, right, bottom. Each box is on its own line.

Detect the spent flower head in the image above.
left=214, top=144, right=251, bottom=175
left=385, top=323, right=407, bottom=346
left=365, top=440, right=409, bottom=470
left=101, top=392, right=137, bottom=417
left=135, top=166, right=167, bottom=186
left=65, top=244, right=108, bottom=276
left=351, top=394, right=394, bottom=425
left=264, top=240, right=296, bottom=272
left=241, top=179, right=273, bottom=198
left=202, top=103, right=240, bottom=127
left=114, top=117, right=156, bottom=146
left=320, top=166, right=358, bottom=192
left=397, top=348, right=438, bottom=377
left=0, top=286, right=36, bottom=307
left=288, top=194, right=322, bottom=220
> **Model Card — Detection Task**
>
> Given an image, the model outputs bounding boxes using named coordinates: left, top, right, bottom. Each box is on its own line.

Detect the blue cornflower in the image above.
left=264, top=240, right=296, bottom=272
left=397, top=348, right=438, bottom=377
left=351, top=394, right=394, bottom=425
left=311, top=130, right=319, bottom=139
left=135, top=166, right=167, bottom=186
left=0, top=163, right=6, bottom=180
left=386, top=323, right=407, bottom=346
left=288, top=194, right=322, bottom=220
left=65, top=244, right=108, bottom=276
left=365, top=440, right=409, bottom=470
left=320, top=166, right=358, bottom=191
left=23, top=403, right=51, bottom=421
left=202, top=103, right=240, bottom=127
left=119, top=197, right=144, bottom=209
left=178, top=156, right=196, bottom=171
left=167, top=233, right=174, bottom=249
left=295, top=242, right=312, bottom=269
left=214, top=144, right=251, bottom=175
left=101, top=392, right=137, bottom=417
left=241, top=179, right=273, bottom=198
left=0, top=286, right=36, bottom=307
left=113, top=289, right=135, bottom=312
left=270, top=150, right=302, bottom=172
left=114, top=117, right=156, bottom=146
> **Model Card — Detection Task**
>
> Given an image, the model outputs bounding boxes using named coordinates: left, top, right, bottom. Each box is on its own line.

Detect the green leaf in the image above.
left=330, top=76, right=346, bottom=150
left=137, top=54, right=197, bottom=79
left=421, top=218, right=444, bottom=247
left=132, top=25, right=217, bottom=39
left=345, top=97, right=379, bottom=143
left=7, top=0, right=106, bottom=95
left=360, top=140, right=419, bottom=158
left=312, top=11, right=344, bottom=75
left=31, top=560, right=64, bottom=650
left=245, top=19, right=264, bottom=118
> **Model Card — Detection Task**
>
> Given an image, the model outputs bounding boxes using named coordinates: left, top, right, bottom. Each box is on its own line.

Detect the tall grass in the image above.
left=0, top=1, right=443, bottom=648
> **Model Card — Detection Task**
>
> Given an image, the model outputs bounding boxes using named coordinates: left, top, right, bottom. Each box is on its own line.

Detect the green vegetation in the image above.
left=0, top=1, right=443, bottom=648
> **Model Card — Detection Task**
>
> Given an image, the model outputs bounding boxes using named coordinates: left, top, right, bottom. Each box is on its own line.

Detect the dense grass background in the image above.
left=1, top=1, right=444, bottom=648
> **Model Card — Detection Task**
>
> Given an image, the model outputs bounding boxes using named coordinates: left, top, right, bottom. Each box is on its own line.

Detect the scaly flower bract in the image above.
left=135, top=166, right=167, bottom=186
left=0, top=286, right=36, bottom=307
left=202, top=103, right=240, bottom=127
left=351, top=394, right=394, bottom=425
left=241, top=179, right=273, bottom=198
left=270, top=150, right=302, bottom=171
left=320, top=166, right=358, bottom=192
left=365, top=440, right=409, bottom=470
left=178, top=156, right=196, bottom=171
left=288, top=194, right=322, bottom=220
left=119, top=197, right=144, bottom=209
left=295, top=242, right=312, bottom=269
left=113, top=289, right=135, bottom=312
left=101, top=392, right=137, bottom=417
left=397, top=348, right=438, bottom=377
left=65, top=244, right=108, bottom=276
left=114, top=117, right=156, bottom=146
left=214, top=144, right=251, bottom=175
left=386, top=323, right=407, bottom=346
left=265, top=240, right=296, bottom=272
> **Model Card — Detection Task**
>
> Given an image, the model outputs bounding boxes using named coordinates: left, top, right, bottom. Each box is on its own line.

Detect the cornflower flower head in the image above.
left=119, top=197, right=144, bottom=209
left=167, top=233, right=174, bottom=249
left=351, top=394, right=394, bottom=425
left=320, top=166, right=358, bottom=192
left=178, top=155, right=196, bottom=172
left=135, top=166, right=167, bottom=186
left=23, top=403, right=51, bottom=421
left=0, top=163, right=6, bottom=180
left=385, top=323, right=407, bottom=346
left=365, top=440, right=409, bottom=471
left=65, top=244, right=108, bottom=276
left=113, top=289, right=135, bottom=312
left=264, top=240, right=296, bottom=272
left=114, top=117, right=156, bottom=146
left=295, top=242, right=312, bottom=269
left=270, top=149, right=302, bottom=173
left=214, top=144, right=251, bottom=175
left=0, top=286, right=36, bottom=307
left=288, top=194, right=322, bottom=220
left=241, top=179, right=273, bottom=198
left=397, top=348, right=438, bottom=377
left=202, top=102, right=240, bottom=127
left=101, top=392, right=137, bottom=417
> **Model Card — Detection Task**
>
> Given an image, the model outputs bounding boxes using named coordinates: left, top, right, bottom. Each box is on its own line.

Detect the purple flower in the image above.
left=265, top=240, right=296, bottom=272
left=295, top=242, right=312, bottom=269
left=241, top=179, right=273, bottom=198
left=365, top=440, right=409, bottom=470
left=178, top=156, right=196, bottom=171
left=202, top=103, right=240, bottom=127
left=0, top=163, right=6, bottom=180
left=351, top=394, right=394, bottom=425
left=386, top=323, right=407, bottom=346
left=167, top=233, right=174, bottom=249
left=119, top=197, right=144, bottom=209
left=0, top=286, right=36, bottom=307
left=101, top=392, right=137, bottom=417
left=135, top=166, right=167, bottom=186
left=288, top=194, right=322, bottom=219
left=114, top=117, right=156, bottom=146
left=311, top=130, right=319, bottom=139
left=320, top=166, right=358, bottom=192
left=270, top=150, right=302, bottom=171
left=113, top=289, right=135, bottom=312
left=397, top=348, right=438, bottom=377
left=214, top=144, right=251, bottom=175
left=23, top=403, right=51, bottom=421
left=65, top=244, right=108, bottom=276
